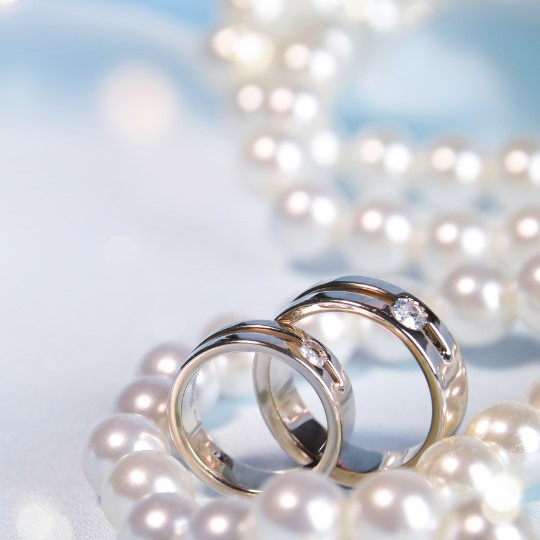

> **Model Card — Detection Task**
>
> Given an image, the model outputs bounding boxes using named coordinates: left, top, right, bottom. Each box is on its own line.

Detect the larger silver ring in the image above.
left=253, top=276, right=468, bottom=487
left=168, top=319, right=355, bottom=497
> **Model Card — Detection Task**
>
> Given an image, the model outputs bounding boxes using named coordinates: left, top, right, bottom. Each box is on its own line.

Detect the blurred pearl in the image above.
left=82, top=414, right=170, bottom=495
left=347, top=470, right=443, bottom=540
left=102, top=450, right=195, bottom=531
left=116, top=376, right=170, bottom=434
left=188, top=499, right=255, bottom=540
left=243, top=128, right=307, bottom=194
left=419, top=212, right=496, bottom=283
left=266, top=84, right=321, bottom=124
left=344, top=200, right=417, bottom=273
left=415, top=436, right=506, bottom=500
left=193, top=362, right=221, bottom=416
left=281, top=26, right=353, bottom=85
left=235, top=83, right=265, bottom=114
left=272, top=183, right=350, bottom=259
left=254, top=470, right=344, bottom=540
left=139, top=344, right=190, bottom=379
left=216, top=351, right=254, bottom=398
left=526, top=379, right=540, bottom=410
left=119, top=492, right=196, bottom=540
left=442, top=498, right=533, bottom=540
left=517, top=253, right=540, bottom=332
left=502, top=208, right=540, bottom=268
left=309, top=129, right=341, bottom=167
left=211, top=25, right=273, bottom=72
left=439, top=263, right=516, bottom=347
left=465, top=400, right=540, bottom=488
left=295, top=312, right=360, bottom=364
left=346, top=128, right=416, bottom=194
left=421, top=139, right=486, bottom=207
left=495, top=139, right=540, bottom=207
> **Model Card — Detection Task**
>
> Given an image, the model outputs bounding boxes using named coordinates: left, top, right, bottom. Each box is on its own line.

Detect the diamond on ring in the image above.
left=391, top=297, right=428, bottom=330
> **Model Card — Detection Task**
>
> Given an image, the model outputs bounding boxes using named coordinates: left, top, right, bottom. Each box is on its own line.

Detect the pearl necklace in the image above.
left=82, top=339, right=540, bottom=539
left=209, top=2, right=540, bottom=350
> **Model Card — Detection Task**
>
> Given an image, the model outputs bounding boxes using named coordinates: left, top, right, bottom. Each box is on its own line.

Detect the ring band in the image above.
left=168, top=319, right=355, bottom=497
left=253, top=276, right=468, bottom=487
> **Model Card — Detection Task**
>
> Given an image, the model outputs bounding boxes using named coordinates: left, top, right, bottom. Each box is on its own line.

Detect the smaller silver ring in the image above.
left=168, top=319, right=355, bottom=497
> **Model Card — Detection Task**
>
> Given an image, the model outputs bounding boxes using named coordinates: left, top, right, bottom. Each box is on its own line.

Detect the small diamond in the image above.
left=391, top=297, right=427, bottom=330
left=300, top=341, right=326, bottom=368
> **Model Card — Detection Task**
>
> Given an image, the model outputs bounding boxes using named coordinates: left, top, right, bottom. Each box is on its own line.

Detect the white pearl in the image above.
left=188, top=499, right=255, bottom=540
left=346, top=469, right=443, bottom=540
left=465, top=400, right=540, bottom=488
left=517, top=253, right=540, bottom=332
left=502, top=207, right=540, bottom=268
left=139, top=344, right=190, bottom=379
left=116, top=376, right=171, bottom=434
left=265, top=83, right=321, bottom=124
left=526, top=379, right=540, bottom=410
left=254, top=470, right=344, bottom=540
left=441, top=498, right=534, bottom=540
left=345, top=128, right=416, bottom=195
left=419, top=212, right=496, bottom=283
left=272, top=183, right=350, bottom=259
left=482, top=473, right=523, bottom=523
left=495, top=139, right=540, bottom=208
left=438, top=263, right=517, bottom=347
left=81, top=414, right=170, bottom=495
left=119, top=492, right=197, bottom=540
left=294, top=311, right=361, bottom=364
left=420, top=138, right=486, bottom=207
left=101, top=450, right=195, bottom=531
left=415, top=436, right=506, bottom=500
left=344, top=200, right=417, bottom=274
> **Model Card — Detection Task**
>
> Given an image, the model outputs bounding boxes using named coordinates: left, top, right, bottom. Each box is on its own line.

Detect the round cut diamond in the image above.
left=391, top=297, right=427, bottom=330
left=300, top=340, right=326, bottom=368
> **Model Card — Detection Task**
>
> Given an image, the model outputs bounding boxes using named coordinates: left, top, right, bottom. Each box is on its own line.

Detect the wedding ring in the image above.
left=253, top=276, right=468, bottom=487
left=168, top=319, right=355, bottom=497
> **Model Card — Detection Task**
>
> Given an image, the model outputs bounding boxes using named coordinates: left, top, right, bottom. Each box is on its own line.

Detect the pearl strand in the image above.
left=82, top=341, right=540, bottom=539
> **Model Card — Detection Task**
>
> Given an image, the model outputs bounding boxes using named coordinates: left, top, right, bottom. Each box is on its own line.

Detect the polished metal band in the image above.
left=253, top=276, right=468, bottom=487
left=168, top=319, right=355, bottom=497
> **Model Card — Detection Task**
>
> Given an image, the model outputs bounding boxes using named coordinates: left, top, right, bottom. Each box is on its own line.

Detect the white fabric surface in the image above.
left=0, top=2, right=539, bottom=538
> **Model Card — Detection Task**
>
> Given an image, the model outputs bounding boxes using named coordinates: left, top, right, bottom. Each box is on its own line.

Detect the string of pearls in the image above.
left=82, top=340, right=540, bottom=539
left=209, top=1, right=540, bottom=349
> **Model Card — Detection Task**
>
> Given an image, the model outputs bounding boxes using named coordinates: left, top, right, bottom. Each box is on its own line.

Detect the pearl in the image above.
left=118, top=492, right=197, bottom=540
left=421, top=138, right=486, bottom=207
left=139, top=343, right=220, bottom=416
left=438, top=263, right=517, bottom=347
left=495, top=139, right=540, bottom=207
left=272, top=183, right=350, bottom=259
left=188, top=499, right=255, bottom=540
left=517, top=253, right=540, bottom=332
left=419, top=212, right=495, bottom=283
left=81, top=414, right=170, bottom=495
left=139, top=344, right=190, bottom=379
left=266, top=84, right=321, bottom=124
left=415, top=436, right=506, bottom=500
left=465, top=400, right=540, bottom=488
left=344, top=200, right=417, bottom=274
left=101, top=450, right=195, bottom=531
left=526, top=379, right=540, bottom=410
left=482, top=473, right=523, bottom=523
left=346, top=469, right=443, bottom=540
left=441, top=498, right=533, bottom=540
left=503, top=207, right=540, bottom=268
left=116, top=376, right=171, bottom=434
left=294, top=311, right=361, bottom=364
left=345, top=128, right=416, bottom=195
left=281, top=25, right=353, bottom=85
left=254, top=470, right=344, bottom=540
